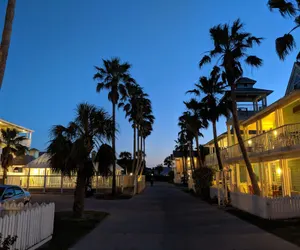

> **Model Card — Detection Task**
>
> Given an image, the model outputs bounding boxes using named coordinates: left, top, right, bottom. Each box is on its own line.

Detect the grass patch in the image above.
left=40, top=211, right=108, bottom=250
left=226, top=207, right=300, bottom=247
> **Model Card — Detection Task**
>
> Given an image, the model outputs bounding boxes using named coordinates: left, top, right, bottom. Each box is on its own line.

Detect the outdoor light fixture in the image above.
left=130, top=173, right=133, bottom=176
left=248, top=140, right=252, bottom=145
left=273, top=130, right=278, bottom=136
left=276, top=168, right=282, bottom=175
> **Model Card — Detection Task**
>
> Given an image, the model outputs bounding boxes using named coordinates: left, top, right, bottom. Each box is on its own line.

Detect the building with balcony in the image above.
left=0, top=118, right=33, bottom=150
left=205, top=62, right=300, bottom=198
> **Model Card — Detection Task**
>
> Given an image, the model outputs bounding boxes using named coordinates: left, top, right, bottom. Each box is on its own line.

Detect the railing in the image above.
left=2, top=175, right=126, bottom=192
left=231, top=191, right=300, bottom=219
left=205, top=123, right=300, bottom=165
left=0, top=202, right=55, bottom=250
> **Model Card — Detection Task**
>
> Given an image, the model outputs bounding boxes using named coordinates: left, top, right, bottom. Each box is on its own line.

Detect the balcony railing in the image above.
left=205, top=123, right=300, bottom=166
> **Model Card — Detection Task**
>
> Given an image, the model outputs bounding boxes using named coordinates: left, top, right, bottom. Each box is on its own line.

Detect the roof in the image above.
left=26, top=153, right=50, bottom=168
left=12, top=155, right=35, bottom=166
left=0, top=118, right=34, bottom=133
left=0, top=184, right=20, bottom=188
left=204, top=132, right=227, bottom=146
left=236, top=77, right=256, bottom=85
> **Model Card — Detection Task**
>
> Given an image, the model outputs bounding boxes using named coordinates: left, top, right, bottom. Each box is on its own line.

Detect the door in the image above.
left=13, top=186, right=25, bottom=203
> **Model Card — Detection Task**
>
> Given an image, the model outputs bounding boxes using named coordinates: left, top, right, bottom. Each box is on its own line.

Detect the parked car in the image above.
left=0, top=185, right=31, bottom=204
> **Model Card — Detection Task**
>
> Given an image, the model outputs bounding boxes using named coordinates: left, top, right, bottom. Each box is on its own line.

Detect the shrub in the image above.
left=192, top=167, right=214, bottom=200
left=0, top=234, right=17, bottom=250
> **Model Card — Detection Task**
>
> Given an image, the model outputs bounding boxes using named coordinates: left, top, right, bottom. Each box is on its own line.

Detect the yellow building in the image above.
left=205, top=63, right=300, bottom=198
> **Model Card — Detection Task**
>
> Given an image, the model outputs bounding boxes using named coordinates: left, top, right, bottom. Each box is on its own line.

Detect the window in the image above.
left=14, top=187, right=24, bottom=196
left=3, top=188, right=14, bottom=199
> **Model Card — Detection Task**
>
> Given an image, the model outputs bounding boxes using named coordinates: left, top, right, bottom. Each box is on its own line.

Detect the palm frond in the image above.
left=276, top=34, right=296, bottom=60
left=199, top=55, right=211, bottom=68
left=245, top=56, right=263, bottom=67
left=268, top=0, right=296, bottom=17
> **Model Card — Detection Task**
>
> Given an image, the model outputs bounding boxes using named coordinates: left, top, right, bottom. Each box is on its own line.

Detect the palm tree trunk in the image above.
left=195, top=133, right=202, bottom=168
left=135, top=129, right=140, bottom=174
left=73, top=166, right=86, bottom=218
left=212, top=120, right=223, bottom=171
left=132, top=123, right=136, bottom=174
left=189, top=141, right=195, bottom=173
left=139, top=138, right=146, bottom=177
left=230, top=89, right=260, bottom=196
left=112, top=102, right=117, bottom=196
left=0, top=0, right=16, bottom=89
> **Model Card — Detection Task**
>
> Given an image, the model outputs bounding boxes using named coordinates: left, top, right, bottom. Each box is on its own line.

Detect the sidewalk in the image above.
left=72, top=182, right=300, bottom=250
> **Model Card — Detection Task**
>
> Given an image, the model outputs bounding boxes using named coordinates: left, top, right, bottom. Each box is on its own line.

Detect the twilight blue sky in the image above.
left=0, top=0, right=299, bottom=167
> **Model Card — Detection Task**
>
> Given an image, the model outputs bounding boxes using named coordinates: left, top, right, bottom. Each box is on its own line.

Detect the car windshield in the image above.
left=0, top=187, right=6, bottom=197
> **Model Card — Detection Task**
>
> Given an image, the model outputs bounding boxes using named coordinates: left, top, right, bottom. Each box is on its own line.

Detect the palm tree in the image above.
left=164, top=156, right=174, bottom=168
left=0, top=0, right=16, bottom=89
left=199, top=19, right=262, bottom=195
left=268, top=0, right=300, bottom=60
left=93, top=57, right=135, bottom=195
left=183, top=99, right=208, bottom=168
left=119, top=83, right=154, bottom=177
left=47, top=103, right=113, bottom=217
left=187, top=66, right=229, bottom=170
left=174, top=133, right=189, bottom=183
left=0, top=128, right=28, bottom=184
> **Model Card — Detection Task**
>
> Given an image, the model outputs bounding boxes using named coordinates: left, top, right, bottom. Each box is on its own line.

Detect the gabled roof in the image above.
left=285, top=62, right=300, bottom=96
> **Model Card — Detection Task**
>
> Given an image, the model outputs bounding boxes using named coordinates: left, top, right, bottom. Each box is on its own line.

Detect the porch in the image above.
left=205, top=123, right=300, bottom=166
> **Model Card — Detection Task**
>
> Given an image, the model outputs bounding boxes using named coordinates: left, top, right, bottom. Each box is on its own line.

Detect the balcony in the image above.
left=227, top=104, right=264, bottom=122
left=205, top=123, right=300, bottom=166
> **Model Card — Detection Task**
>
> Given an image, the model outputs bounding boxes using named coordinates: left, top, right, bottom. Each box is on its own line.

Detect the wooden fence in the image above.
left=230, top=191, right=300, bottom=219
left=0, top=202, right=55, bottom=250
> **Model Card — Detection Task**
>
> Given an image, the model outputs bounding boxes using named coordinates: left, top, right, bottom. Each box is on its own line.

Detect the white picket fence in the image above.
left=0, top=202, right=55, bottom=250
left=230, top=191, right=300, bottom=219
left=210, top=186, right=225, bottom=200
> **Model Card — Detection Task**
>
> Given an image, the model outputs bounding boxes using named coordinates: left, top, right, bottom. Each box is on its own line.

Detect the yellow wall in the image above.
left=261, top=112, right=276, bottom=131
left=283, top=100, right=300, bottom=124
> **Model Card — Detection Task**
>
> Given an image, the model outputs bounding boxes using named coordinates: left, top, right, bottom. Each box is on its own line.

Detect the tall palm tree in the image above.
left=93, top=58, right=135, bottom=195
left=178, top=112, right=200, bottom=172
left=268, top=0, right=300, bottom=60
left=0, top=0, right=16, bottom=89
left=183, top=99, right=208, bottom=168
left=174, top=132, right=189, bottom=182
left=119, top=83, right=144, bottom=173
left=199, top=19, right=262, bottom=195
left=187, top=66, right=229, bottom=170
left=0, top=128, right=28, bottom=184
left=47, top=103, right=113, bottom=217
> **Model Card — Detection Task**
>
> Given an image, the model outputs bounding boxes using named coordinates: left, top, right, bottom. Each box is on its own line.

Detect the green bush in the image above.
left=0, top=234, right=17, bottom=250
left=192, top=167, right=214, bottom=200
left=168, top=170, right=174, bottom=183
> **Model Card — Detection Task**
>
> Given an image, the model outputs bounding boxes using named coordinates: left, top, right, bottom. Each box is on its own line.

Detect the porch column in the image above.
left=27, top=168, right=31, bottom=191
left=60, top=173, right=63, bottom=194
left=235, top=164, right=240, bottom=192
left=43, top=168, right=47, bottom=193
left=280, top=159, right=291, bottom=196
left=258, top=162, right=265, bottom=196
left=276, top=108, right=284, bottom=127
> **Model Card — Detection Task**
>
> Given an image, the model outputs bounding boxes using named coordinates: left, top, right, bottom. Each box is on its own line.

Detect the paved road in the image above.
left=71, top=182, right=300, bottom=250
